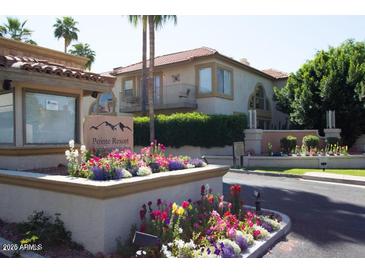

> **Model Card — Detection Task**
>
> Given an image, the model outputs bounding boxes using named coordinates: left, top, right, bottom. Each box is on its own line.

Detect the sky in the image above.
left=2, top=15, right=365, bottom=74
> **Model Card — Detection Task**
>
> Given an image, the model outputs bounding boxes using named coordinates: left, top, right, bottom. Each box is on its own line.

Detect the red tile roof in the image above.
left=113, top=47, right=217, bottom=74
left=0, top=55, right=115, bottom=84
left=261, top=68, right=289, bottom=79
left=113, top=47, right=288, bottom=80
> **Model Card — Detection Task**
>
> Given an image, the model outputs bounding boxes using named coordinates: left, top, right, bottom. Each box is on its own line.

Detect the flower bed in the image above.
left=121, top=184, right=283, bottom=258
left=65, top=140, right=207, bottom=181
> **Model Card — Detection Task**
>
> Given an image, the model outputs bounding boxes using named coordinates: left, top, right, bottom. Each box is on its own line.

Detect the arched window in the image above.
left=249, top=85, right=270, bottom=111
left=248, top=84, right=272, bottom=129
left=89, top=92, right=116, bottom=115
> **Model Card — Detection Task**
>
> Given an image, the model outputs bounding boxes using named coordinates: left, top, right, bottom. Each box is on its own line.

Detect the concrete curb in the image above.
left=229, top=169, right=365, bottom=187
left=0, top=237, right=43, bottom=258
left=241, top=207, right=291, bottom=258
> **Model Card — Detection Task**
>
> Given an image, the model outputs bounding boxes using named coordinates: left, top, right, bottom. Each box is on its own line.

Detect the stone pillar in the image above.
left=324, top=128, right=341, bottom=139
left=244, top=129, right=263, bottom=156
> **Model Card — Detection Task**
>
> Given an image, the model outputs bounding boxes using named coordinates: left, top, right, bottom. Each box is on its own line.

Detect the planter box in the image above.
left=244, top=155, right=365, bottom=169
left=0, top=165, right=228, bottom=254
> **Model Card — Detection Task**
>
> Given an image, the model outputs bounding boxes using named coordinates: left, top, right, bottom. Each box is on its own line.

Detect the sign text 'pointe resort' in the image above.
left=84, top=115, right=134, bottom=150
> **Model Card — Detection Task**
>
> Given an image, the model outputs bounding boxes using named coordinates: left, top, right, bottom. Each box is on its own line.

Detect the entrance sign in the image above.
left=83, top=115, right=133, bottom=150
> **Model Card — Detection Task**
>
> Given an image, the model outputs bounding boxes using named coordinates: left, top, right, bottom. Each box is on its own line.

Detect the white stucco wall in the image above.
left=113, top=57, right=288, bottom=128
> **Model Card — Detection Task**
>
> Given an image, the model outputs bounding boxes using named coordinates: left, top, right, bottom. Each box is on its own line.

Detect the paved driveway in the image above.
left=223, top=172, right=365, bottom=258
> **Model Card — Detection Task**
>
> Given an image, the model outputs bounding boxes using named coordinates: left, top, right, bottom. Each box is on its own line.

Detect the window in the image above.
left=25, top=91, right=77, bottom=144
left=0, top=92, right=14, bottom=144
left=217, top=68, right=232, bottom=95
left=123, top=79, right=134, bottom=97
left=154, top=75, right=161, bottom=104
left=249, top=85, right=270, bottom=111
left=199, top=67, right=212, bottom=93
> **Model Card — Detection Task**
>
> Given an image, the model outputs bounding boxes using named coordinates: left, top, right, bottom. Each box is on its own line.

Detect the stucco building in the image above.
left=0, top=37, right=115, bottom=170
left=95, top=47, right=289, bottom=129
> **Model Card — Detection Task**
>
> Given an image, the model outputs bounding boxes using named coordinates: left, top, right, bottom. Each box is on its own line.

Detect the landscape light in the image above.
left=253, top=190, right=262, bottom=215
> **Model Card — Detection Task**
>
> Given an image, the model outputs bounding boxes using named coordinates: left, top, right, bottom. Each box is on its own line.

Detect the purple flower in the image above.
left=92, top=166, right=110, bottom=181
left=207, top=248, right=211, bottom=255
left=261, top=222, right=273, bottom=232
left=206, top=229, right=213, bottom=235
left=114, top=168, right=123, bottom=180
left=214, top=248, right=220, bottom=256
left=221, top=246, right=235, bottom=258
left=168, top=160, right=185, bottom=171
left=235, top=235, right=248, bottom=252
left=189, top=158, right=205, bottom=167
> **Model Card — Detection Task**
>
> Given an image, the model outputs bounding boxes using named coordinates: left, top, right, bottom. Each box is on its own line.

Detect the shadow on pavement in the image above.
left=223, top=183, right=365, bottom=246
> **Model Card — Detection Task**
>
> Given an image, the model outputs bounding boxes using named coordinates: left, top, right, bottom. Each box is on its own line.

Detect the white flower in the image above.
left=178, top=228, right=183, bottom=234
left=73, top=150, right=79, bottom=158
left=122, top=169, right=132, bottom=178
left=65, top=150, right=70, bottom=157
left=69, top=139, right=75, bottom=148
left=80, top=145, right=86, bottom=153
left=186, top=164, right=195, bottom=169
left=136, top=250, right=146, bottom=256
left=137, top=166, right=152, bottom=176
left=161, top=245, right=172, bottom=258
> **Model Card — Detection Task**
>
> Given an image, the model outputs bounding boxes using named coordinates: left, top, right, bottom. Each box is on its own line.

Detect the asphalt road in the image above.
left=223, top=172, right=365, bottom=258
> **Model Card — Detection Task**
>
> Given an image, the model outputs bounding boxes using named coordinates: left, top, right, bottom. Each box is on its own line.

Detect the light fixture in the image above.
left=2, top=79, right=12, bottom=91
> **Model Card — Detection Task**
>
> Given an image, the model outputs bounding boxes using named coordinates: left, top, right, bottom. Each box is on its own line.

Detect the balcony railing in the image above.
left=120, top=83, right=197, bottom=112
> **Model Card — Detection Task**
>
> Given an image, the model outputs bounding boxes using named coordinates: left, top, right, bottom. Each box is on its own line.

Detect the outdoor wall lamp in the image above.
left=1, top=79, right=12, bottom=91
left=253, top=190, right=263, bottom=215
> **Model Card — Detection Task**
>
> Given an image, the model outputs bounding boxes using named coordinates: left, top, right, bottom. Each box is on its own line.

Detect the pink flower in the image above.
left=182, top=201, right=190, bottom=209
left=253, top=230, right=261, bottom=239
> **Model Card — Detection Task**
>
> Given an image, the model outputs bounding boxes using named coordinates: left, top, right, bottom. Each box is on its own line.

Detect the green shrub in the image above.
left=134, top=112, right=247, bottom=148
left=326, top=137, right=340, bottom=146
left=302, top=135, right=320, bottom=151
left=280, top=135, right=297, bottom=154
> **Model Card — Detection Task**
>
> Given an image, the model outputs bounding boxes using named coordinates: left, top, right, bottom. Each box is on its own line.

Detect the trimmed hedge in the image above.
left=280, top=135, right=297, bottom=154
left=302, top=135, right=320, bottom=150
left=134, top=112, right=247, bottom=148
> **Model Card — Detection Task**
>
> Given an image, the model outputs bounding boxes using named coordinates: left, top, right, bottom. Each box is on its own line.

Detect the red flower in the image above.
left=161, top=211, right=168, bottom=221
left=207, top=195, right=214, bottom=204
left=182, top=201, right=190, bottom=209
left=230, top=184, right=241, bottom=196
left=253, top=230, right=261, bottom=239
left=140, top=223, right=146, bottom=233
left=224, top=211, right=232, bottom=217
left=151, top=210, right=161, bottom=220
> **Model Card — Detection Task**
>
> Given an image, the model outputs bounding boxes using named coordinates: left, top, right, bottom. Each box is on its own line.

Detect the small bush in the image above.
left=302, top=135, right=320, bottom=151
left=134, top=112, right=247, bottom=148
left=326, top=137, right=340, bottom=146
left=280, top=135, right=297, bottom=154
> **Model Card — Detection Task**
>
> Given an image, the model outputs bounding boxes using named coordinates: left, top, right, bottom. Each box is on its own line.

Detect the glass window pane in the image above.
left=124, top=80, right=133, bottom=96
left=224, top=70, right=232, bottom=95
left=0, top=93, right=14, bottom=143
left=97, top=92, right=114, bottom=113
left=154, top=75, right=161, bottom=104
left=217, top=69, right=224, bottom=94
left=25, top=92, right=76, bottom=144
left=199, top=67, right=212, bottom=93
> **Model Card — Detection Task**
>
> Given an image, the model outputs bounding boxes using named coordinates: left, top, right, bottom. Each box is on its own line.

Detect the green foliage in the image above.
left=0, top=17, right=36, bottom=44
left=302, top=135, right=320, bottom=151
left=326, top=137, right=341, bottom=146
left=280, top=135, right=297, bottom=154
left=17, top=211, right=80, bottom=249
left=274, top=40, right=365, bottom=146
left=134, top=112, right=247, bottom=148
left=69, top=43, right=96, bottom=70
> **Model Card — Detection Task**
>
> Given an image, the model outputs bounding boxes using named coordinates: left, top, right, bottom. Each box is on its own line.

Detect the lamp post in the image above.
left=253, top=190, right=263, bottom=215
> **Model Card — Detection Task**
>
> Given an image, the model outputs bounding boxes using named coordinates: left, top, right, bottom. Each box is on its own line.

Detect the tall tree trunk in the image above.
left=141, top=17, right=147, bottom=116
left=64, top=40, right=67, bottom=53
left=148, top=16, right=155, bottom=142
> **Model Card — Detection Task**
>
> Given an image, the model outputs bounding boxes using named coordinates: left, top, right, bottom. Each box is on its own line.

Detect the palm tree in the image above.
left=128, top=15, right=148, bottom=115
left=0, top=17, right=37, bottom=44
left=53, top=16, right=79, bottom=53
left=147, top=15, right=177, bottom=141
left=68, top=43, right=96, bottom=70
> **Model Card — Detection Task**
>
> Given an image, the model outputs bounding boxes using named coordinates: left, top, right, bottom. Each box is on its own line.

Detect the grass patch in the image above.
left=247, top=167, right=365, bottom=177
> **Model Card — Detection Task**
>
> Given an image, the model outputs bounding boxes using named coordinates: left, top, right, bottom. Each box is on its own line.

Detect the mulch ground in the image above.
left=0, top=219, right=94, bottom=258
left=24, top=165, right=68, bottom=176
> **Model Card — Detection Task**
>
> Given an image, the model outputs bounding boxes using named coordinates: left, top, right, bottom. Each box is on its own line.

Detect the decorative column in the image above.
left=244, top=128, right=263, bottom=156
left=324, top=110, right=341, bottom=139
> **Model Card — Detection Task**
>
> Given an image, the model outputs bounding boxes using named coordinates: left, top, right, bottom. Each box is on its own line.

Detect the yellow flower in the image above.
left=172, top=202, right=178, bottom=214
left=177, top=206, right=185, bottom=216
left=188, top=204, right=193, bottom=210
